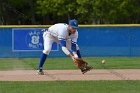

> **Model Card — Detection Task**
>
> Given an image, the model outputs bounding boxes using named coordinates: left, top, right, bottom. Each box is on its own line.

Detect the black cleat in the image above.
left=37, top=69, right=44, bottom=75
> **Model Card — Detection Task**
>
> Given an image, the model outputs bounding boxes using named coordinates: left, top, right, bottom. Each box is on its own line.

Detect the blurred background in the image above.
left=0, top=0, right=140, bottom=25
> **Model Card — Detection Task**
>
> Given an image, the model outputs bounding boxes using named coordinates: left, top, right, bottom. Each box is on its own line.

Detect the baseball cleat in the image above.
left=37, top=70, right=44, bottom=75
left=81, top=66, right=93, bottom=74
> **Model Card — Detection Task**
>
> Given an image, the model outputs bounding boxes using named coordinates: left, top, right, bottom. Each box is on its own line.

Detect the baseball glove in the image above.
left=72, top=58, right=93, bottom=74
left=73, top=58, right=88, bottom=69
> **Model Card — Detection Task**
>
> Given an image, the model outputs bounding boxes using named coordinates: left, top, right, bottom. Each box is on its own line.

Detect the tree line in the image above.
left=0, top=0, right=140, bottom=25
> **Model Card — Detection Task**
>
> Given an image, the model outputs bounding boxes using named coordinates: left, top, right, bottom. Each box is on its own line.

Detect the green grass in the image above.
left=0, top=81, right=140, bottom=93
left=0, top=57, right=140, bottom=70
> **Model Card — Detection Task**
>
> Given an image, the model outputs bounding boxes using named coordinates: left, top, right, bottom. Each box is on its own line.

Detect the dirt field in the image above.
left=0, top=69, right=140, bottom=81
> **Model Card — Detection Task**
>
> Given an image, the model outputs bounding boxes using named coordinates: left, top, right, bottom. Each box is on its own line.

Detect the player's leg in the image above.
left=38, top=33, right=53, bottom=75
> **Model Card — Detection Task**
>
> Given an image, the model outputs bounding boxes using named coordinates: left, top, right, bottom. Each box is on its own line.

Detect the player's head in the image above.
left=69, top=20, right=78, bottom=29
left=68, top=19, right=78, bottom=34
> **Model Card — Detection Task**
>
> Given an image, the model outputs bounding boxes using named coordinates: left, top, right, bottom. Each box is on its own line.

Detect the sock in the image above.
left=38, top=53, right=47, bottom=71
left=77, top=50, right=82, bottom=58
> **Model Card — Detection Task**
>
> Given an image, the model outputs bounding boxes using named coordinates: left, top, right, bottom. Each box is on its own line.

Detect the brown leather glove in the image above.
left=73, top=58, right=88, bottom=69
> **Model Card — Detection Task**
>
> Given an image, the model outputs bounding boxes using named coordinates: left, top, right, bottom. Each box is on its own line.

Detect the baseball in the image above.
left=101, top=60, right=106, bottom=64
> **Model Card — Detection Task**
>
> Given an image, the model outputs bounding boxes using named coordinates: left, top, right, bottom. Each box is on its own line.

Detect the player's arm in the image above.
left=70, top=31, right=79, bottom=58
left=71, top=40, right=78, bottom=58
left=59, top=38, right=74, bottom=59
left=58, top=28, right=75, bottom=59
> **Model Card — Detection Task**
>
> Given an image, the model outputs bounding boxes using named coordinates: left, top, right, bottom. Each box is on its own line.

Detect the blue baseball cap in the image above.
left=69, top=20, right=78, bottom=29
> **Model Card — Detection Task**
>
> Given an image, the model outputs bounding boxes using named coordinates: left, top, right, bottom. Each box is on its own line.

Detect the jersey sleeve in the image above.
left=58, top=26, right=68, bottom=47
left=59, top=39, right=66, bottom=47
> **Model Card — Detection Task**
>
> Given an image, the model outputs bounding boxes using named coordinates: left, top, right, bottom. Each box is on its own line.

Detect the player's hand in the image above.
left=71, top=56, right=77, bottom=61
left=69, top=54, right=76, bottom=61
left=72, top=52, right=78, bottom=58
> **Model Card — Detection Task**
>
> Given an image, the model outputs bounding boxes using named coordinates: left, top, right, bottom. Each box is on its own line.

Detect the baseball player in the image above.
left=38, top=19, right=93, bottom=75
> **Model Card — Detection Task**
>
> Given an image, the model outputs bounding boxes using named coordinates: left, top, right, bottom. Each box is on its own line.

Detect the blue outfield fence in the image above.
left=0, top=25, right=140, bottom=58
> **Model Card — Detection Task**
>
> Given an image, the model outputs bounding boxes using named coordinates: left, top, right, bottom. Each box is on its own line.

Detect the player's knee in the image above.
left=43, top=50, right=50, bottom=55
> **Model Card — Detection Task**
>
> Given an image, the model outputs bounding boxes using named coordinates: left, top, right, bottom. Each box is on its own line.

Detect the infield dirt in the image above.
left=0, top=69, right=140, bottom=81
